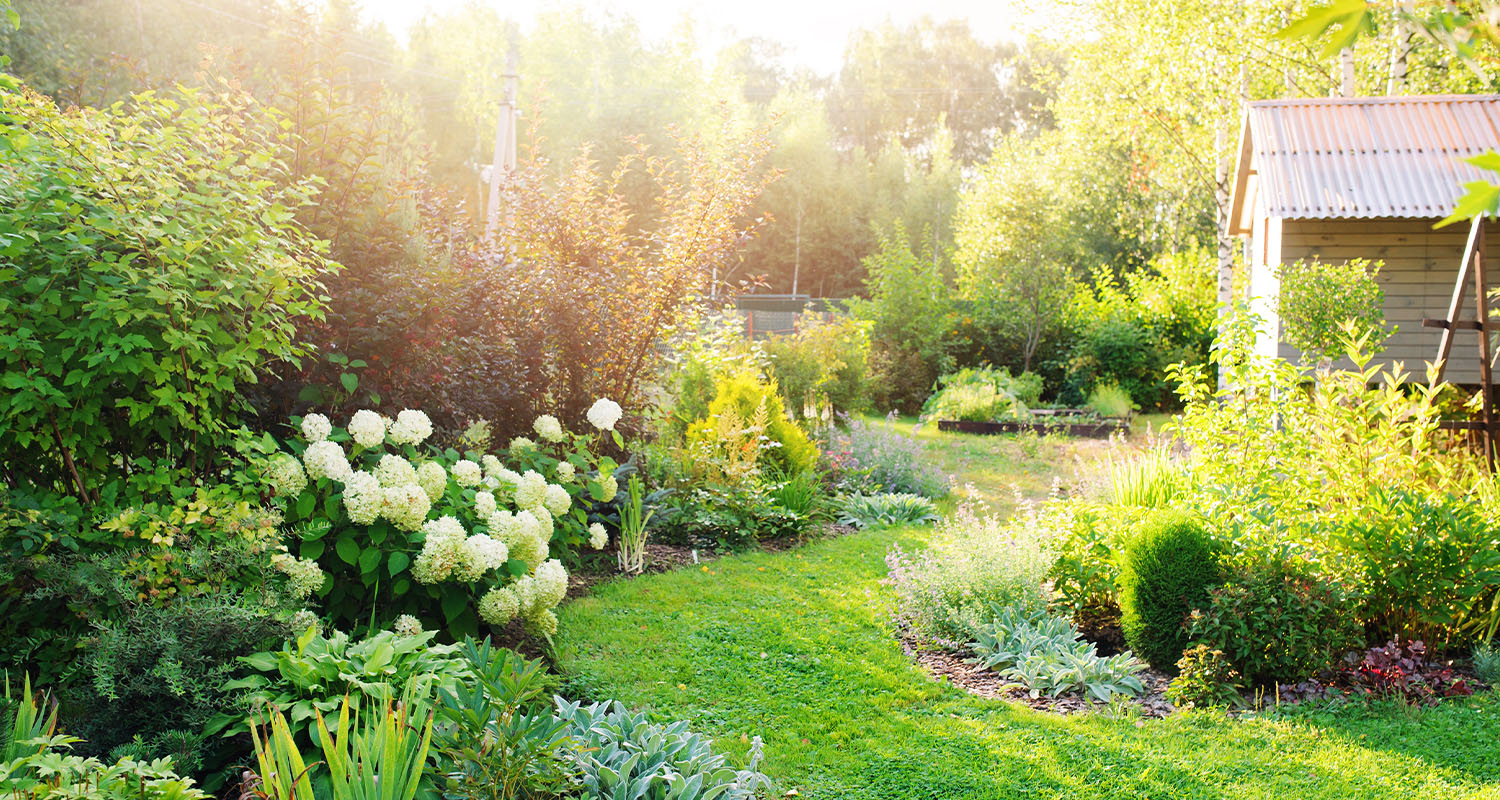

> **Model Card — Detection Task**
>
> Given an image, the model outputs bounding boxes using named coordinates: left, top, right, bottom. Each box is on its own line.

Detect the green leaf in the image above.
left=441, top=591, right=468, bottom=623
left=295, top=490, right=315, bottom=520
left=300, top=539, right=326, bottom=561
left=387, top=551, right=410, bottom=576
left=335, top=534, right=360, bottom=565
left=1276, top=0, right=1376, bottom=58
left=340, top=372, right=358, bottom=393
left=240, top=652, right=278, bottom=672
left=358, top=546, right=381, bottom=575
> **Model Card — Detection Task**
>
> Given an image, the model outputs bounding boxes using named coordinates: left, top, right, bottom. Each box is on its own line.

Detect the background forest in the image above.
left=5, top=0, right=1489, bottom=416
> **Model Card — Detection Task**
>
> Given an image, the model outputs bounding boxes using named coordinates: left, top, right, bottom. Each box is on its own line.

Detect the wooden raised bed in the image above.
left=936, top=417, right=1127, bottom=438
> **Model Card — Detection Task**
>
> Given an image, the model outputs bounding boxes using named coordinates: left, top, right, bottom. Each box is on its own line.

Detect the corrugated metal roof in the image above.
left=1242, top=94, right=1500, bottom=220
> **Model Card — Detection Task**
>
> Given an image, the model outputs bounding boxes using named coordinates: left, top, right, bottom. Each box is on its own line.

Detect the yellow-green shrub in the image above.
left=685, top=371, right=818, bottom=477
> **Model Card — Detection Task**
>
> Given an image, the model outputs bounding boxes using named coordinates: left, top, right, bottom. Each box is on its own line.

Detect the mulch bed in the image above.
left=901, top=634, right=1179, bottom=717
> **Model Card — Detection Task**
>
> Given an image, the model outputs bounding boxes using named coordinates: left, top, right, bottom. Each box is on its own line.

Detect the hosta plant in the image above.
left=211, top=626, right=470, bottom=746
left=553, top=699, right=770, bottom=800
left=968, top=607, right=1146, bottom=703
left=837, top=493, right=939, bottom=529
left=265, top=402, right=625, bottom=638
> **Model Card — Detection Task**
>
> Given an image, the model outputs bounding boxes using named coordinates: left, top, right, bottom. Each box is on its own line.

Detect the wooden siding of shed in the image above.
left=1277, top=218, right=1500, bottom=384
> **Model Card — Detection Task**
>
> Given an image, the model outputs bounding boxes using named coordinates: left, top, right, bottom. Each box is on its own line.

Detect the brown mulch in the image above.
left=901, top=634, right=1179, bottom=718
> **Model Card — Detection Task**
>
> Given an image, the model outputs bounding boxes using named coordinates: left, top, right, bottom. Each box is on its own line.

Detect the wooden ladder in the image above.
left=1422, top=216, right=1495, bottom=469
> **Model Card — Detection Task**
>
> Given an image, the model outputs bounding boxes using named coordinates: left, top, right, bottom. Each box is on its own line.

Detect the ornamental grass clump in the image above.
left=887, top=501, right=1059, bottom=642
left=266, top=404, right=623, bottom=639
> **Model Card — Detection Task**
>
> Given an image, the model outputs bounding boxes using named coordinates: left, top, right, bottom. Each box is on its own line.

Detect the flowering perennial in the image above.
left=266, top=401, right=627, bottom=641
left=452, top=459, right=483, bottom=487
left=587, top=398, right=623, bottom=431
left=265, top=453, right=307, bottom=497
left=533, top=414, right=565, bottom=443
left=303, top=440, right=352, bottom=482
left=348, top=410, right=386, bottom=447
left=388, top=409, right=434, bottom=446
left=300, top=413, right=332, bottom=443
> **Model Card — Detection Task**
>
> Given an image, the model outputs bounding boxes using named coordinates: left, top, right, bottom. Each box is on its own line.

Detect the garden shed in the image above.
left=1227, top=94, right=1500, bottom=382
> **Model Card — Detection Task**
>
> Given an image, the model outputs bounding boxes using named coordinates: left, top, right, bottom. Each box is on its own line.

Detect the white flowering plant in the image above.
left=266, top=403, right=628, bottom=639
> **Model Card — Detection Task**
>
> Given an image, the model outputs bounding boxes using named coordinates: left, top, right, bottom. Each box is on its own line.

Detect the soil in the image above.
left=901, top=633, right=1179, bottom=718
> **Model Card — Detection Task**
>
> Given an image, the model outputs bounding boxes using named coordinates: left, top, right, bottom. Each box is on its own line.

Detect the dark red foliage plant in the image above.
left=1340, top=638, right=1472, bottom=704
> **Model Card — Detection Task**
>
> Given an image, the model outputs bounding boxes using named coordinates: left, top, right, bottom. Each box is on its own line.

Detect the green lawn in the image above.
left=554, top=427, right=1500, bottom=799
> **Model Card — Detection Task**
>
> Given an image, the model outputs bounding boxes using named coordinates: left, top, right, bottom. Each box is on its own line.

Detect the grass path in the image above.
left=555, top=428, right=1500, bottom=799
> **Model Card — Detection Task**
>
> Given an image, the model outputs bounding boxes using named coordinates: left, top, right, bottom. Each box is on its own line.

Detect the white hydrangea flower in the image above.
left=509, top=521, right=548, bottom=567
left=510, top=575, right=538, bottom=612
left=532, top=505, right=554, bottom=541
left=380, top=484, right=431, bottom=531
left=376, top=454, right=418, bottom=488
left=303, top=440, right=352, bottom=482
left=272, top=552, right=326, bottom=599
left=300, top=413, right=333, bottom=443
left=588, top=522, right=608, bottom=550
left=514, top=470, right=547, bottom=510
left=533, top=415, right=565, bottom=443
left=482, top=454, right=504, bottom=479
left=388, top=409, right=434, bottom=446
left=348, top=409, right=386, bottom=448
left=587, top=398, right=622, bottom=431
left=509, top=436, right=536, bottom=454
left=412, top=516, right=467, bottom=583
left=523, top=607, right=559, bottom=637
left=478, top=586, right=519, bottom=625
left=452, top=459, right=482, bottom=487
left=416, top=460, right=448, bottom=501
left=534, top=559, right=569, bottom=608
left=474, top=491, right=496, bottom=519
left=265, top=453, right=307, bottom=497
left=392, top=614, right=423, bottom=637
left=487, top=509, right=519, bottom=545
left=597, top=474, right=618, bottom=503
left=464, top=534, right=509, bottom=573
left=343, top=470, right=382, bottom=525
left=543, top=484, right=571, bottom=517
left=555, top=461, right=576, bottom=482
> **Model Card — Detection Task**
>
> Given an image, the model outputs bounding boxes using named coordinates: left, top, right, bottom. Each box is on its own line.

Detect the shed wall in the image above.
left=1275, top=218, right=1500, bottom=384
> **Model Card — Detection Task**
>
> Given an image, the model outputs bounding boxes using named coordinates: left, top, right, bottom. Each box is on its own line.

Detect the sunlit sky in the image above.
left=355, top=0, right=1066, bottom=76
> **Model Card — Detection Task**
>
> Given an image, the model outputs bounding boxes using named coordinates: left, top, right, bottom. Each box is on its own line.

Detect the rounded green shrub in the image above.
left=1117, top=511, right=1222, bottom=673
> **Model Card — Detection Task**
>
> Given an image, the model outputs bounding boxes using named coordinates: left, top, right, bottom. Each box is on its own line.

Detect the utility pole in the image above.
left=485, top=48, right=519, bottom=241
left=792, top=197, right=802, bottom=296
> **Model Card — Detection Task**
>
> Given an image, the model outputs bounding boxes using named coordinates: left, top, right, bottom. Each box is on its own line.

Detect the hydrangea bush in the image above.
left=265, top=401, right=625, bottom=638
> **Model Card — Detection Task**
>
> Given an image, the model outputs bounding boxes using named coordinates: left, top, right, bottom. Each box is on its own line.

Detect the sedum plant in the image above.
left=968, top=607, right=1146, bottom=703
left=266, top=403, right=625, bottom=638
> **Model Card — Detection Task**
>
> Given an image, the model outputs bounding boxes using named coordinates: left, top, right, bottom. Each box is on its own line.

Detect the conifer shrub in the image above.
left=1117, top=511, right=1222, bottom=673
